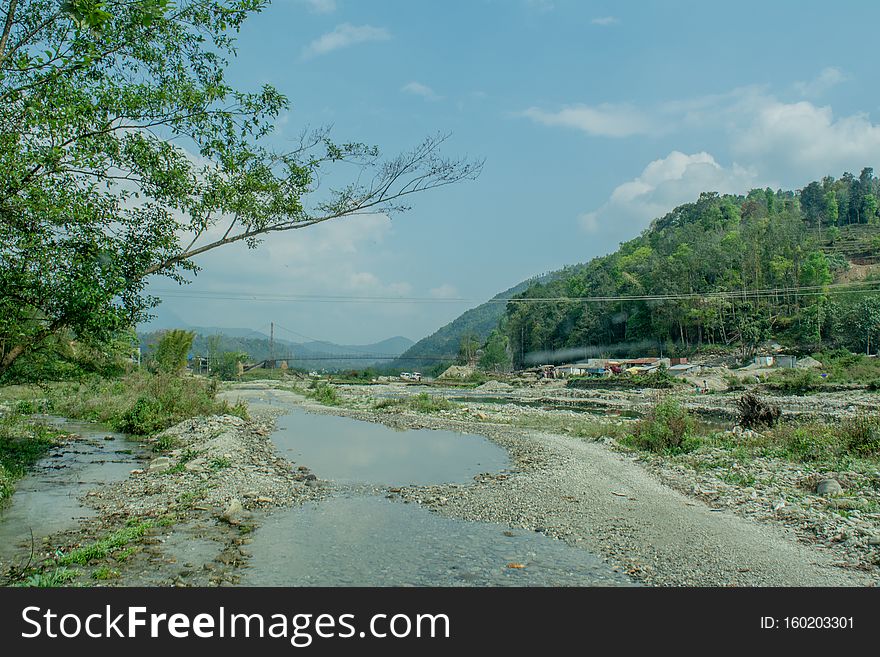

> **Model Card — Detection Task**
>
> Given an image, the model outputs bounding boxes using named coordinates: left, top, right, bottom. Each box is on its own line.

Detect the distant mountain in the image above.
left=386, top=276, right=557, bottom=372
left=301, top=336, right=414, bottom=357
left=137, top=329, right=413, bottom=371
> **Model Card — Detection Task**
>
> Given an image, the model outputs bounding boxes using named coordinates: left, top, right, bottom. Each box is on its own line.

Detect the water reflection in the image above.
left=271, top=410, right=509, bottom=485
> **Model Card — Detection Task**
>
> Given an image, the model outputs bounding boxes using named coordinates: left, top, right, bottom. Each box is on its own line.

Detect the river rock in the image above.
left=221, top=498, right=244, bottom=525
left=816, top=478, right=843, bottom=496
left=148, top=457, right=172, bottom=473
left=184, top=458, right=207, bottom=473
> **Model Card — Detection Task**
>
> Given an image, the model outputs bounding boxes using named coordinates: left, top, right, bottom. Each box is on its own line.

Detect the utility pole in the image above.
left=270, top=322, right=275, bottom=369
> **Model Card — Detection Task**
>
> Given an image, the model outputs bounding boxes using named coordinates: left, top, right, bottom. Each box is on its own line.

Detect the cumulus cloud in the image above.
left=731, top=99, right=880, bottom=181
left=179, top=214, right=413, bottom=300
left=591, top=16, right=619, bottom=26
left=579, top=151, right=760, bottom=236
left=794, top=66, right=849, bottom=98
left=521, top=103, right=654, bottom=138
left=302, top=23, right=390, bottom=59
left=401, top=81, right=442, bottom=101
left=300, top=0, right=337, bottom=13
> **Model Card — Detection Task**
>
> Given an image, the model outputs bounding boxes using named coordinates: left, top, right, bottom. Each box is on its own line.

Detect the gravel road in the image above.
left=397, top=426, right=876, bottom=586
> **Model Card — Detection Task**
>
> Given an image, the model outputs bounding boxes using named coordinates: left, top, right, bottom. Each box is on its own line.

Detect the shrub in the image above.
left=623, top=398, right=698, bottom=453
left=153, top=330, right=196, bottom=374
left=768, top=368, right=823, bottom=394
left=407, top=393, right=454, bottom=413
left=764, top=424, right=841, bottom=462
left=50, top=372, right=242, bottom=437
left=306, top=382, right=340, bottom=406
left=841, top=415, right=880, bottom=456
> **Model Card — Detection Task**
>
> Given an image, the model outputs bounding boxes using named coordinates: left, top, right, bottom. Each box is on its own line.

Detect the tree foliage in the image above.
left=0, top=0, right=481, bottom=379
left=505, top=174, right=880, bottom=367
left=152, top=328, right=194, bottom=373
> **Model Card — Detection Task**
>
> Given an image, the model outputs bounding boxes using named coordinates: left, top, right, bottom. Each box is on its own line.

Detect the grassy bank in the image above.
left=0, top=411, right=65, bottom=503
left=0, top=371, right=248, bottom=501
left=47, top=372, right=248, bottom=436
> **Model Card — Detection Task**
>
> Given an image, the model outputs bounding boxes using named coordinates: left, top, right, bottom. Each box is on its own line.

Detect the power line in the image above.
left=150, top=280, right=880, bottom=305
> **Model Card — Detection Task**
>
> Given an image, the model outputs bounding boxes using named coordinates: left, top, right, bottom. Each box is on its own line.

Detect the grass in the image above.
left=46, top=371, right=248, bottom=437
left=766, top=368, right=825, bottom=394
left=501, top=412, right=628, bottom=441
left=14, top=567, right=80, bottom=588
left=209, top=455, right=232, bottom=471
left=305, top=381, right=341, bottom=406
left=0, top=411, right=64, bottom=502
left=406, top=392, right=454, bottom=413
left=91, top=566, right=120, bottom=580
left=620, top=398, right=700, bottom=454
left=373, top=392, right=456, bottom=414
left=56, top=519, right=153, bottom=566
left=814, top=349, right=880, bottom=385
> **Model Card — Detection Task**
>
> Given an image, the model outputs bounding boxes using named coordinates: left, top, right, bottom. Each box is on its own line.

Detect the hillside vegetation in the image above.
left=499, top=170, right=880, bottom=367
left=388, top=277, right=555, bottom=372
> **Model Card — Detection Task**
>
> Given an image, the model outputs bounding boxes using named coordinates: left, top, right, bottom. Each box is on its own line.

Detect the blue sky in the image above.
left=148, top=0, right=880, bottom=344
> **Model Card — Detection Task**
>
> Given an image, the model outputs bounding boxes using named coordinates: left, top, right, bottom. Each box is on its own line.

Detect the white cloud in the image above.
left=579, top=151, right=760, bottom=235
left=591, top=16, right=619, bottom=26
left=302, top=23, right=390, bottom=59
left=401, top=81, right=442, bottom=101
left=794, top=66, right=848, bottom=98
left=183, top=214, right=412, bottom=299
left=429, top=284, right=459, bottom=299
left=731, top=99, right=880, bottom=182
left=300, top=0, right=337, bottom=13
left=521, top=103, right=654, bottom=138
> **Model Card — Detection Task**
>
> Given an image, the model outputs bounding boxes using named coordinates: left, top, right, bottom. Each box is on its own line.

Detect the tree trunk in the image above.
left=0, top=342, right=28, bottom=378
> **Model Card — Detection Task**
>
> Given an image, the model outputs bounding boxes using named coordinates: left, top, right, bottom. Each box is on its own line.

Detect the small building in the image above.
left=555, top=363, right=591, bottom=377
left=670, top=357, right=688, bottom=366
left=776, top=355, right=798, bottom=369
left=669, top=363, right=700, bottom=377
left=754, top=355, right=774, bottom=367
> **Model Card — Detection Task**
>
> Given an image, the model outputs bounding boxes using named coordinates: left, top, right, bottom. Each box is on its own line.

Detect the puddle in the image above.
left=270, top=408, right=509, bottom=486
left=0, top=417, right=149, bottom=564
left=242, top=495, right=634, bottom=587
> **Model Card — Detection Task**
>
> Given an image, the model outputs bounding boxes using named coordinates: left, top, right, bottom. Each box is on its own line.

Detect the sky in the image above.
left=146, top=0, right=880, bottom=344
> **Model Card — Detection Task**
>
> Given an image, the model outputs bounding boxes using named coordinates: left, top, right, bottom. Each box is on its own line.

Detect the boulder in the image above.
left=148, top=457, right=172, bottom=473
left=816, top=478, right=843, bottom=496
left=221, top=498, right=245, bottom=525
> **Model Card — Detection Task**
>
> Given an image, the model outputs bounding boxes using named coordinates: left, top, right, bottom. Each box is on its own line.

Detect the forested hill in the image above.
left=386, top=276, right=556, bottom=372
left=501, top=170, right=880, bottom=367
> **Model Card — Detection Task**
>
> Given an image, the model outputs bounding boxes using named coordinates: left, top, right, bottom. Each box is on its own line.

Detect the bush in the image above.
left=306, top=382, right=341, bottom=406
left=841, top=415, right=880, bottom=456
left=407, top=393, right=454, bottom=413
left=768, top=368, right=823, bottom=394
left=214, top=351, right=249, bottom=381
left=764, top=424, right=842, bottom=462
left=623, top=399, right=698, bottom=454
left=153, top=330, right=196, bottom=374
left=50, top=372, right=245, bottom=437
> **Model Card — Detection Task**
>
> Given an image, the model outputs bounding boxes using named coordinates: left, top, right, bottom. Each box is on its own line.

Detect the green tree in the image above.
left=478, top=329, right=512, bottom=373
left=153, top=329, right=195, bottom=373
left=0, top=0, right=481, bottom=379
left=458, top=332, right=480, bottom=365
left=824, top=191, right=839, bottom=227
left=215, top=350, right=248, bottom=381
